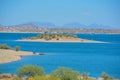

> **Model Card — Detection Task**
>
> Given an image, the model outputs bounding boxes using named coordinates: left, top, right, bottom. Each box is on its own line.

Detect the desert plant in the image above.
left=50, top=67, right=79, bottom=80
left=17, top=65, right=45, bottom=78
left=0, top=44, right=10, bottom=49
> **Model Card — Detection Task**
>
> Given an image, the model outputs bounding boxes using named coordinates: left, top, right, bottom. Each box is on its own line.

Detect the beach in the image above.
left=0, top=49, right=33, bottom=64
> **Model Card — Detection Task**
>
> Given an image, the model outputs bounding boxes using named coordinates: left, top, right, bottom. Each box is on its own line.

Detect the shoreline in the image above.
left=0, top=31, right=42, bottom=33
left=0, top=31, right=120, bottom=34
left=0, top=49, right=33, bottom=64
left=16, top=38, right=107, bottom=43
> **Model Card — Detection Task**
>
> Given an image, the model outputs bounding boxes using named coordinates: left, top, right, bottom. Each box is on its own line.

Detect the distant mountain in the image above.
left=28, top=22, right=57, bottom=28
left=0, top=24, right=4, bottom=27
left=89, top=23, right=115, bottom=29
left=2, top=22, right=118, bottom=29
left=63, top=23, right=87, bottom=28
left=10, top=23, right=38, bottom=28
left=63, top=23, right=116, bottom=29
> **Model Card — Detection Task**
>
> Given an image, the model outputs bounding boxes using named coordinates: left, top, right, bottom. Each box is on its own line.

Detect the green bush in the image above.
left=17, top=65, right=45, bottom=78
left=0, top=44, right=10, bottom=49
left=50, top=67, right=79, bottom=80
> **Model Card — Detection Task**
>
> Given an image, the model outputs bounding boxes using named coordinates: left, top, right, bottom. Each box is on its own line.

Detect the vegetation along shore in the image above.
left=0, top=65, right=116, bottom=80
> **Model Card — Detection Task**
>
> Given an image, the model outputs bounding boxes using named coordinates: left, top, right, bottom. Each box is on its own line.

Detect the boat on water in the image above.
left=38, top=53, right=45, bottom=55
left=33, top=52, right=45, bottom=55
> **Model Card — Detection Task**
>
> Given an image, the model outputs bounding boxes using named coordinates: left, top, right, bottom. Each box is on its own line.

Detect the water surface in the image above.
left=0, top=33, right=120, bottom=78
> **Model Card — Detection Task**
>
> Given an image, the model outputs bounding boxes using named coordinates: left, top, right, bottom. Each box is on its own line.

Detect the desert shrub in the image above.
left=0, top=44, right=10, bottom=49
left=50, top=67, right=79, bottom=80
left=17, top=65, right=45, bottom=78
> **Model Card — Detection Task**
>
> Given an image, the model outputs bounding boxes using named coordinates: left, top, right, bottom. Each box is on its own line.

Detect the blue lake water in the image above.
left=0, top=33, right=120, bottom=78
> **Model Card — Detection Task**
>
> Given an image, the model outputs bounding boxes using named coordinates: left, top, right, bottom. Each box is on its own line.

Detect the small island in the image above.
left=18, top=33, right=103, bottom=43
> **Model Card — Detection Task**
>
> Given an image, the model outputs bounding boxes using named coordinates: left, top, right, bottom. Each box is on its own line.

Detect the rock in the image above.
left=0, top=74, right=13, bottom=79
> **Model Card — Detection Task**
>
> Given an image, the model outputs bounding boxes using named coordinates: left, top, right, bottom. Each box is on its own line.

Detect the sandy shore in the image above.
left=0, top=49, right=33, bottom=64
left=17, top=38, right=105, bottom=43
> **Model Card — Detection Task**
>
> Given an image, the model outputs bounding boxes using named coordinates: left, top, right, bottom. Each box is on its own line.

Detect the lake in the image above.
left=0, top=33, right=120, bottom=78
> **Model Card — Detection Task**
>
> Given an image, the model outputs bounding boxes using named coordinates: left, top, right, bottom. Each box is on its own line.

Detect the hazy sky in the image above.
left=0, top=0, right=120, bottom=28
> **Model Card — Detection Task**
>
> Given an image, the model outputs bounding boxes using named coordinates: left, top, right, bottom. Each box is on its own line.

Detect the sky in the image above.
left=0, top=0, right=120, bottom=28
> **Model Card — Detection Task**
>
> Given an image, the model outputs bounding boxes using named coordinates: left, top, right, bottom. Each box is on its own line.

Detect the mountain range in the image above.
left=0, top=22, right=119, bottom=29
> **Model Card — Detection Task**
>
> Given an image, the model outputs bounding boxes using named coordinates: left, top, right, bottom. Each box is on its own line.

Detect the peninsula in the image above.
left=18, top=34, right=103, bottom=43
left=0, top=44, right=33, bottom=64
left=0, top=49, right=33, bottom=64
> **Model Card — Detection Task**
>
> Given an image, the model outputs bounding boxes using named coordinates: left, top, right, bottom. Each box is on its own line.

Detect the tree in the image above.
left=15, top=46, right=20, bottom=51
left=51, top=67, right=79, bottom=80
left=17, top=65, right=45, bottom=78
